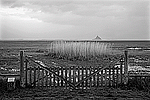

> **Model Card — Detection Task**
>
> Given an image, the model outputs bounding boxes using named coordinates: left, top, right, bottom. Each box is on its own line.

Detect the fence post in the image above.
left=120, top=57, right=123, bottom=84
left=33, top=66, right=36, bottom=87
left=101, top=70, right=103, bottom=86
left=25, top=59, right=28, bottom=87
left=20, top=51, right=24, bottom=87
left=124, top=50, right=128, bottom=85
left=29, top=67, right=32, bottom=85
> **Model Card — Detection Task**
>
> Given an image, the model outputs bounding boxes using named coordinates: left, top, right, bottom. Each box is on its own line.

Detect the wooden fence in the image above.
left=1, top=50, right=149, bottom=90
left=20, top=51, right=128, bottom=90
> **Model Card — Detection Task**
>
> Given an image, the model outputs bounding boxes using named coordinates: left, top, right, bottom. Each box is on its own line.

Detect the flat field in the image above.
left=0, top=40, right=150, bottom=99
left=0, top=40, right=150, bottom=76
left=1, top=87, right=150, bottom=100
left=0, top=40, right=149, bottom=66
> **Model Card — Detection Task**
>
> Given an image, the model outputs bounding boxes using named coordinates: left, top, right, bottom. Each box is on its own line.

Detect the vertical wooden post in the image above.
left=29, top=67, right=32, bottom=85
left=116, top=66, right=119, bottom=88
left=37, top=66, right=40, bottom=87
left=73, top=67, right=76, bottom=85
left=89, top=66, right=92, bottom=88
left=95, top=68, right=98, bottom=87
left=69, top=67, right=71, bottom=83
left=101, top=70, right=103, bottom=86
left=33, top=66, right=36, bottom=87
left=104, top=69, right=107, bottom=87
left=82, top=66, right=84, bottom=89
left=61, top=67, right=63, bottom=87
left=108, top=67, right=111, bottom=87
left=93, top=67, right=96, bottom=87
left=57, top=68, right=59, bottom=87
left=20, top=51, right=24, bottom=87
left=45, top=71, right=48, bottom=87
left=77, top=66, right=80, bottom=89
left=65, top=67, right=67, bottom=89
left=112, top=65, right=115, bottom=87
left=124, top=50, right=128, bottom=85
left=42, top=69, right=44, bottom=87
left=49, top=67, right=52, bottom=88
left=86, top=67, right=88, bottom=89
left=120, top=58, right=123, bottom=84
left=53, top=67, right=56, bottom=87
left=25, top=59, right=28, bottom=87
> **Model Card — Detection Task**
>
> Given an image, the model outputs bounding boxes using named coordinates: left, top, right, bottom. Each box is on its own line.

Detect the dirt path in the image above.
left=1, top=87, right=150, bottom=100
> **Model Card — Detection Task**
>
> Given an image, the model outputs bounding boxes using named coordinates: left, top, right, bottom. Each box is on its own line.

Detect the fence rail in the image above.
left=1, top=49, right=149, bottom=91
left=17, top=50, right=150, bottom=90
left=0, top=74, right=20, bottom=77
left=19, top=51, right=128, bottom=90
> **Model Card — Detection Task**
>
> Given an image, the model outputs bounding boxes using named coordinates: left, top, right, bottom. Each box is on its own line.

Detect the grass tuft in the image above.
left=48, top=41, right=116, bottom=60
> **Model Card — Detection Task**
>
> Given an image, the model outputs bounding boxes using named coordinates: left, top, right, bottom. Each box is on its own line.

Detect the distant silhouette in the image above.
left=93, top=35, right=101, bottom=40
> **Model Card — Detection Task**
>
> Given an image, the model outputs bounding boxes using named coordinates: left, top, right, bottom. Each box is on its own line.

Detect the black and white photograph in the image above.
left=0, top=0, right=150, bottom=99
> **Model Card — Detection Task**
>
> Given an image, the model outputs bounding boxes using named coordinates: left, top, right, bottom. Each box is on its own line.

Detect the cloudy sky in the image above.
left=0, top=0, right=150, bottom=40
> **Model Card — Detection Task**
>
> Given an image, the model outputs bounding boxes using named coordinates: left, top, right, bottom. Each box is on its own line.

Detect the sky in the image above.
left=0, top=0, right=150, bottom=40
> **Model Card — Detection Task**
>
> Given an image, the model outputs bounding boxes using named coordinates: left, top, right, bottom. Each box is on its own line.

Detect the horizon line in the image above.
left=0, top=39, right=149, bottom=42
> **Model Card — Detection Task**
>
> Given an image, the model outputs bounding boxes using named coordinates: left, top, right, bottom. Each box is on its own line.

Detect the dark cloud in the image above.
left=1, top=0, right=149, bottom=40
left=1, top=0, right=18, bottom=6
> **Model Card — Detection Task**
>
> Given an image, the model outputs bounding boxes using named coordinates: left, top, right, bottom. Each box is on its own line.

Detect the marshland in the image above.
left=0, top=40, right=150, bottom=100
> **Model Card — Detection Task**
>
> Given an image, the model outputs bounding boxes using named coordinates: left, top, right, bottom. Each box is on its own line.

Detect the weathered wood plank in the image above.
left=49, top=67, right=52, bottom=87
left=53, top=67, right=56, bottom=87
left=104, top=69, right=107, bottom=87
left=120, top=59, right=123, bottom=84
left=97, top=68, right=99, bottom=87
left=41, top=69, right=44, bottom=87
left=82, top=66, right=84, bottom=89
left=116, top=66, right=119, bottom=88
left=25, top=59, right=28, bottom=87
left=112, top=65, right=115, bottom=87
left=108, top=66, right=111, bottom=87
left=77, top=66, right=80, bottom=83
left=77, top=66, right=80, bottom=89
left=101, top=70, right=103, bottom=86
left=86, top=66, right=88, bottom=89
left=65, top=67, right=67, bottom=89
left=29, top=67, right=32, bottom=85
left=73, top=66, right=76, bottom=85
left=69, top=67, right=71, bottom=83
left=124, top=50, right=128, bottom=84
left=45, top=71, right=48, bottom=87
left=89, top=66, right=92, bottom=88
left=33, top=66, right=36, bottom=87
left=20, top=51, right=24, bottom=87
left=57, top=67, right=60, bottom=87
left=93, top=67, right=96, bottom=87
left=37, top=66, right=40, bottom=87
left=61, top=66, right=63, bottom=87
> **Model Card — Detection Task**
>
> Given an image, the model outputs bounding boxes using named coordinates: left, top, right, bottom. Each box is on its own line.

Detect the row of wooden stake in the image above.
left=24, top=61, right=124, bottom=89
left=20, top=51, right=128, bottom=89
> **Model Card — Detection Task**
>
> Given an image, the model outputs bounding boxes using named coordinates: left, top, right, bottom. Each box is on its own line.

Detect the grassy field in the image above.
left=48, top=41, right=114, bottom=58
left=0, top=40, right=150, bottom=99
left=1, top=87, right=150, bottom=100
left=0, top=40, right=150, bottom=76
left=48, top=41, right=150, bottom=58
left=0, top=40, right=150, bottom=80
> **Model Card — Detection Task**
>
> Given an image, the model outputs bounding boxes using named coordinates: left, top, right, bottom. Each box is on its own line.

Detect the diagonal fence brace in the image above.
left=26, top=56, right=76, bottom=89
left=75, top=57, right=122, bottom=87
left=26, top=56, right=122, bottom=89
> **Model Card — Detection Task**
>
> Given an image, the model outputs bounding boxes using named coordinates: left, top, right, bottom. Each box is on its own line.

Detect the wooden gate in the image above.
left=20, top=51, right=128, bottom=90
